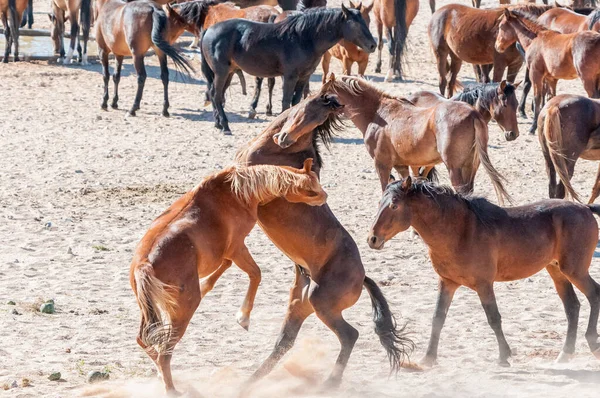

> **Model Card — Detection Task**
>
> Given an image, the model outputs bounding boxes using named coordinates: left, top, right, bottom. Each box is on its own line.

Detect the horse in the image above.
left=201, top=5, right=376, bottom=134
left=276, top=75, right=511, bottom=203
left=537, top=94, right=600, bottom=204
left=407, top=81, right=522, bottom=142
left=48, top=0, right=93, bottom=64
left=20, top=0, right=32, bottom=28
left=321, top=1, right=373, bottom=82
left=428, top=3, right=551, bottom=97
left=372, top=0, right=418, bottom=81
left=95, top=0, right=193, bottom=117
left=367, top=177, right=600, bottom=367
left=131, top=160, right=328, bottom=394
left=495, top=8, right=600, bottom=134
left=175, top=0, right=280, bottom=118
left=1, top=0, right=28, bottom=62
left=234, top=90, right=413, bottom=388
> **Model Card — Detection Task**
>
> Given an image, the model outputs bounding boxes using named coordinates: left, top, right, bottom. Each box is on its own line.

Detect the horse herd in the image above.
left=5, top=0, right=600, bottom=395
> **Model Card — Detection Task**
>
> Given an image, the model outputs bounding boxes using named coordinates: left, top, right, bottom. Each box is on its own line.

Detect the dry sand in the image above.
left=2, top=0, right=600, bottom=396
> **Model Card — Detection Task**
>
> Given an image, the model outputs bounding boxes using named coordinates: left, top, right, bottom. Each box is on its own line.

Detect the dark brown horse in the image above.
left=201, top=6, right=376, bottom=134
left=428, top=3, right=551, bottom=97
left=234, top=92, right=413, bottom=388
left=95, top=0, right=193, bottom=116
left=537, top=94, right=600, bottom=204
left=368, top=177, right=600, bottom=367
left=276, top=75, right=511, bottom=203
left=496, top=8, right=600, bottom=134
left=1, top=0, right=28, bottom=62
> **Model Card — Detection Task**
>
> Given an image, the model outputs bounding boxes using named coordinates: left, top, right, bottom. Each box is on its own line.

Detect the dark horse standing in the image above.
left=201, top=5, right=376, bottom=134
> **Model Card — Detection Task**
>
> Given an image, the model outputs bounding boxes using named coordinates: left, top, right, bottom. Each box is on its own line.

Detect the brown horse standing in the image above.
left=1, top=0, right=28, bottom=62
left=235, top=93, right=412, bottom=388
left=321, top=1, right=373, bottom=82
left=48, top=0, right=92, bottom=64
left=537, top=94, right=600, bottom=203
left=95, top=0, right=193, bottom=116
left=131, top=160, right=328, bottom=394
left=538, top=7, right=600, bottom=33
left=373, top=0, right=418, bottom=81
left=495, top=8, right=600, bottom=133
left=276, top=75, right=510, bottom=203
left=368, top=177, right=600, bottom=367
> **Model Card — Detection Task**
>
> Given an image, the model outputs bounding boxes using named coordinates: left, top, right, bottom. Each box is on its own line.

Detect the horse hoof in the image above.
left=2, top=59, right=8, bottom=64
left=166, top=388, right=183, bottom=397
left=111, top=103, right=118, bottom=110
left=236, top=311, right=250, bottom=331
left=248, top=109, right=257, bottom=119
left=419, top=355, right=437, bottom=368
left=128, top=110, right=136, bottom=117
left=266, top=110, right=273, bottom=116
left=321, top=376, right=342, bottom=390
left=519, top=112, right=527, bottom=119
left=555, top=351, right=574, bottom=363
left=223, top=129, right=232, bottom=136
left=101, top=104, right=108, bottom=111
left=203, top=100, right=211, bottom=108
left=497, top=359, right=511, bottom=367
left=14, top=57, right=19, bottom=62
left=162, top=110, right=170, bottom=117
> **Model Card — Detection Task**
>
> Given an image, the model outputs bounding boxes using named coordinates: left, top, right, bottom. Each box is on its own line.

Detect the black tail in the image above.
left=80, top=0, right=91, bottom=43
left=588, top=204, right=600, bottom=216
left=363, top=276, right=414, bottom=373
left=393, top=0, right=408, bottom=77
left=151, top=7, right=193, bottom=75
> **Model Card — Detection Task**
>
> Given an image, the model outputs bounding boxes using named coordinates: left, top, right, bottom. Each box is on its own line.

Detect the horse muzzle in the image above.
left=273, top=132, right=294, bottom=148
left=367, top=234, right=385, bottom=250
left=504, top=130, right=519, bottom=141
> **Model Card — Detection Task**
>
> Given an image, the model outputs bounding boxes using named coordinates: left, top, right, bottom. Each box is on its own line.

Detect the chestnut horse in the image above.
left=1, top=0, right=28, bottom=62
left=131, top=160, right=328, bottom=394
left=321, top=1, right=373, bottom=82
left=235, top=92, right=413, bottom=387
left=373, top=0, right=418, bottom=81
left=276, top=75, right=511, bottom=203
left=368, top=177, right=600, bottom=367
left=407, top=81, right=522, bottom=142
left=428, top=3, right=551, bottom=97
left=48, top=0, right=92, bottom=64
left=495, top=8, right=600, bottom=134
left=537, top=94, right=600, bottom=204
left=95, top=0, right=193, bottom=116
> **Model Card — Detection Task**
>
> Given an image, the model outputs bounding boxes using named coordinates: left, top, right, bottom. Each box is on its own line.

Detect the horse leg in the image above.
left=322, top=51, right=332, bottom=83
left=249, top=77, right=263, bottom=119
left=518, top=67, right=531, bottom=118
left=111, top=55, right=124, bottom=110
left=583, top=79, right=600, bottom=99
left=100, top=49, right=110, bottom=110
left=266, top=78, right=275, bottom=116
left=65, top=11, right=79, bottom=64
left=429, top=0, right=436, bottom=13
left=342, top=56, right=353, bottom=76
left=447, top=55, right=462, bottom=98
left=447, top=167, right=470, bottom=196
left=27, top=0, right=33, bottom=29
left=421, top=277, right=460, bottom=367
left=230, top=245, right=262, bottom=331
left=376, top=161, right=394, bottom=191
left=588, top=163, right=600, bottom=204
left=236, top=70, right=247, bottom=96
left=433, top=47, right=449, bottom=96
left=530, top=74, right=544, bottom=135
left=200, top=260, right=232, bottom=298
left=281, top=75, right=299, bottom=111
left=155, top=53, right=169, bottom=117
left=475, top=283, right=512, bottom=366
left=358, top=58, right=368, bottom=78
left=385, top=27, right=395, bottom=82
left=2, top=17, right=9, bottom=63
left=129, top=55, right=147, bottom=117
left=375, top=20, right=383, bottom=73
left=546, top=264, right=580, bottom=363
left=211, top=72, right=233, bottom=134
left=292, top=78, right=308, bottom=106
left=250, top=264, right=314, bottom=382
left=7, top=3, right=19, bottom=61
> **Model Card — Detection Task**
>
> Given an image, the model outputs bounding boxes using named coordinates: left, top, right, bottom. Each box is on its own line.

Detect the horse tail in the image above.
left=363, top=276, right=414, bottom=373
left=8, top=0, right=19, bottom=40
left=151, top=7, right=193, bottom=75
left=473, top=115, right=512, bottom=205
left=393, top=0, right=408, bottom=76
left=80, top=0, right=92, bottom=43
left=588, top=204, right=600, bottom=216
left=134, top=262, right=179, bottom=354
left=542, top=105, right=581, bottom=202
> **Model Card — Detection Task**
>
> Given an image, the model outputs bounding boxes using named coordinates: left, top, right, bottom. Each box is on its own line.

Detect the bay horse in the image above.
left=201, top=5, right=376, bottom=134
left=95, top=0, right=193, bottom=116
left=48, top=0, right=92, bottom=64
left=321, top=1, right=373, bottom=82
left=373, top=0, right=418, bottom=81
left=276, top=75, right=511, bottom=203
left=131, top=160, right=328, bottom=395
left=234, top=93, right=412, bottom=388
left=1, top=0, right=28, bottom=62
left=368, top=177, right=600, bottom=367
left=495, top=8, right=600, bottom=134
left=428, top=3, right=551, bottom=97
left=537, top=94, right=600, bottom=204
left=407, top=81, right=522, bottom=142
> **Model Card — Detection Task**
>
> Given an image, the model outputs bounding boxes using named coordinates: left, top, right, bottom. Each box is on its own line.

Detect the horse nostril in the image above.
left=370, top=236, right=377, bottom=245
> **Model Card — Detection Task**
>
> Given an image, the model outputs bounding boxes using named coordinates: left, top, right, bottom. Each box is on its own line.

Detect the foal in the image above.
left=368, top=177, right=600, bottom=367
left=131, top=160, right=327, bottom=394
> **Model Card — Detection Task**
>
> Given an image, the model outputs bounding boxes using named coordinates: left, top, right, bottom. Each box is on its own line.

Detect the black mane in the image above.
left=588, top=9, right=600, bottom=30
left=387, top=179, right=507, bottom=227
left=297, top=0, right=327, bottom=11
left=261, top=7, right=345, bottom=41
left=452, top=82, right=515, bottom=111
left=174, top=0, right=228, bottom=30
left=311, top=110, right=344, bottom=168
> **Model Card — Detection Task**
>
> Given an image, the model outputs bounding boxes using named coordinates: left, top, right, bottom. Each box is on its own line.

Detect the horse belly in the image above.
left=447, top=35, right=494, bottom=65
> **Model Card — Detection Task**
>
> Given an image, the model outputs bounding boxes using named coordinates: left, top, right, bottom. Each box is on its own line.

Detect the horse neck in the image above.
left=334, top=83, right=382, bottom=135
left=509, top=18, right=541, bottom=50
left=302, top=16, right=345, bottom=55
left=475, top=101, right=493, bottom=124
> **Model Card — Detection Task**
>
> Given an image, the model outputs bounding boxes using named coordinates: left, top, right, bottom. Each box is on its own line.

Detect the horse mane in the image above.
left=588, top=9, right=600, bottom=30
left=572, top=7, right=596, bottom=16
left=254, top=7, right=344, bottom=42
left=296, top=0, right=327, bottom=11
left=332, top=76, right=414, bottom=105
left=174, top=0, right=229, bottom=30
left=452, top=82, right=515, bottom=111
left=507, top=3, right=554, bottom=18
left=506, top=8, right=549, bottom=35
left=226, top=164, right=310, bottom=204
left=388, top=179, right=507, bottom=227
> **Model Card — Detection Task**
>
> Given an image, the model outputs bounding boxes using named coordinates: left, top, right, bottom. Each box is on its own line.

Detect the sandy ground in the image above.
left=2, top=0, right=600, bottom=397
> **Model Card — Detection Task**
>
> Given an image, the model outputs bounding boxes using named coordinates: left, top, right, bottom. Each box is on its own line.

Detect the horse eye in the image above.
left=390, top=203, right=398, bottom=210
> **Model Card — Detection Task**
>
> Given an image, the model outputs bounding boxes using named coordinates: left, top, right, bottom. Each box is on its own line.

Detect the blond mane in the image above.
left=332, top=76, right=414, bottom=105
left=226, top=164, right=310, bottom=204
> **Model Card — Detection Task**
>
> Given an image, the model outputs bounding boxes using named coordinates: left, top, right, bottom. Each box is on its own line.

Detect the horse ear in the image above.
left=364, top=1, right=374, bottom=12
left=341, top=3, right=350, bottom=16
left=388, top=174, right=396, bottom=184
left=502, top=8, right=511, bottom=18
left=303, top=158, right=314, bottom=173
left=163, top=3, right=173, bottom=16
left=401, top=176, right=412, bottom=191
left=499, top=80, right=507, bottom=94
left=321, top=73, right=336, bottom=92
left=348, top=0, right=357, bottom=8
left=356, top=2, right=363, bottom=10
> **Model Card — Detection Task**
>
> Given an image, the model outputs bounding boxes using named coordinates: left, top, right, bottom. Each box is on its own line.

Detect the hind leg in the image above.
left=200, top=260, right=232, bottom=298
left=281, top=75, right=299, bottom=111
left=7, top=6, right=19, bottom=61
left=447, top=55, right=462, bottom=98
left=231, top=245, right=262, bottom=331
left=65, top=12, right=79, bottom=64
left=129, top=55, right=147, bottom=116
left=447, top=167, right=472, bottom=196
left=588, top=163, right=600, bottom=204
left=475, top=282, right=512, bottom=366
left=266, top=78, right=275, bottom=116
left=421, top=277, right=460, bottom=367
left=249, top=77, right=263, bottom=119
left=211, top=72, right=233, bottom=134
left=322, top=51, right=331, bottom=83
left=158, top=53, right=170, bottom=117
left=546, top=264, right=580, bottom=362
left=375, top=20, right=383, bottom=73
left=100, top=49, right=110, bottom=110
left=111, top=55, right=124, bottom=109
left=2, top=17, right=9, bottom=63
left=250, top=264, right=314, bottom=382
left=385, top=27, right=395, bottom=82
left=236, top=70, right=247, bottom=96
left=434, top=49, right=449, bottom=96
left=555, top=158, right=577, bottom=200
left=518, top=68, right=532, bottom=118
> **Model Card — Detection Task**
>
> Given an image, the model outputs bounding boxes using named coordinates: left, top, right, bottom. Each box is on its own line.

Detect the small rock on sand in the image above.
left=86, top=371, right=109, bottom=384
left=48, top=372, right=61, bottom=381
